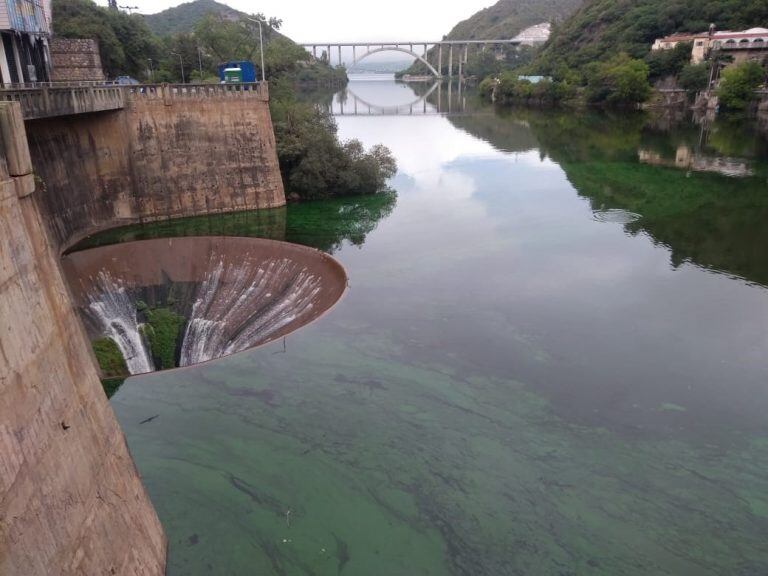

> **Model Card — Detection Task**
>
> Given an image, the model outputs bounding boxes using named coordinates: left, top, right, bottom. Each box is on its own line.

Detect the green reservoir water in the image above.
left=82, top=79, right=768, bottom=575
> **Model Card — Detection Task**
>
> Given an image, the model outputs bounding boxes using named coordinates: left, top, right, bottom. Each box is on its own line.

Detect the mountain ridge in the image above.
left=441, top=0, right=583, bottom=41
left=142, top=0, right=245, bottom=36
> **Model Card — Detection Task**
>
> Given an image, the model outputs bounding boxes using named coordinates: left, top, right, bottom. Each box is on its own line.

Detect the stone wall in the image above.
left=50, top=38, right=106, bottom=82
left=26, top=85, right=285, bottom=250
left=0, top=102, right=166, bottom=575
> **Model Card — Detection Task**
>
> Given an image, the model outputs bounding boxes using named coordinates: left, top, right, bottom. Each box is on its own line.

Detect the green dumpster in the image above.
left=223, top=67, right=242, bottom=83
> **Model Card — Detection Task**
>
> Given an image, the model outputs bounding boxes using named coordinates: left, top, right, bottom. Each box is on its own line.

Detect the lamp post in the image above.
left=171, top=51, right=185, bottom=83
left=246, top=16, right=267, bottom=82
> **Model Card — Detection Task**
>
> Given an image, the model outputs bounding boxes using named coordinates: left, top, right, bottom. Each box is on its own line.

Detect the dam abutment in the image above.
left=1, top=84, right=286, bottom=574
left=0, top=101, right=167, bottom=575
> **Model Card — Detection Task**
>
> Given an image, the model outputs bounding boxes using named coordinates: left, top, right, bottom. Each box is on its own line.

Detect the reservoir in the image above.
left=75, top=76, right=768, bottom=575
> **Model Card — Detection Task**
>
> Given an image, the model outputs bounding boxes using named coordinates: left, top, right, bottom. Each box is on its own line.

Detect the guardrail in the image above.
left=717, top=41, right=768, bottom=51
left=0, top=85, right=126, bottom=120
left=0, top=82, right=269, bottom=119
left=126, top=82, right=268, bottom=101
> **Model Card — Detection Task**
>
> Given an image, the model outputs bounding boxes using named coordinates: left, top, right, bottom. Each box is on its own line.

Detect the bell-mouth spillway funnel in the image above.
left=61, top=236, right=348, bottom=377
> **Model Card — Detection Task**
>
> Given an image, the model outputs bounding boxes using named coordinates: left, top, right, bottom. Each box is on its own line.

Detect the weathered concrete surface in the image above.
left=0, top=103, right=166, bottom=575
left=26, top=86, right=285, bottom=250
left=0, top=86, right=126, bottom=121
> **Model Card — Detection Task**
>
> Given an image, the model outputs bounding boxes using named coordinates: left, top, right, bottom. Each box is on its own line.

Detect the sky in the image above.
left=99, top=0, right=498, bottom=43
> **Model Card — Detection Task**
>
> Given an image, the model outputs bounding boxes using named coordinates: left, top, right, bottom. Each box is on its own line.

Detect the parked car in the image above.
left=115, top=75, right=140, bottom=85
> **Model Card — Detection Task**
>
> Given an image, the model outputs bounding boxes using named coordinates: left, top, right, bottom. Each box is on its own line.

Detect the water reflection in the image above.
left=71, top=191, right=397, bottom=254
left=94, top=80, right=768, bottom=576
left=444, top=108, right=768, bottom=288
left=324, top=75, right=477, bottom=116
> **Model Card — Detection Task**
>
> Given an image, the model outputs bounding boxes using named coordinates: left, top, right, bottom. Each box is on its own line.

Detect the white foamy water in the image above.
left=86, top=271, right=154, bottom=375
left=82, top=252, right=324, bottom=373
left=179, top=255, right=321, bottom=366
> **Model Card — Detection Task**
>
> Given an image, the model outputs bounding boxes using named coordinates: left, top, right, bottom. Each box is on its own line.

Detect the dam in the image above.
left=0, top=83, right=286, bottom=575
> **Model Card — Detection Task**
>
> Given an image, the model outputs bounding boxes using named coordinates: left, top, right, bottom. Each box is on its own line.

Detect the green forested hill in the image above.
left=142, top=0, right=245, bottom=36
left=536, top=0, right=768, bottom=72
left=443, top=0, right=583, bottom=41
left=402, top=0, right=582, bottom=77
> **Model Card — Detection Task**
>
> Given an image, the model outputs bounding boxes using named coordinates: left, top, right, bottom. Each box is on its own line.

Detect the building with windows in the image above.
left=0, top=0, right=51, bottom=84
left=698, top=28, right=768, bottom=65
left=652, top=27, right=768, bottom=66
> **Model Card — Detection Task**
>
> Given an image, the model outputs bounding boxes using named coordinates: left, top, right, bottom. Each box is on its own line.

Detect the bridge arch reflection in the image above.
left=329, top=80, right=472, bottom=116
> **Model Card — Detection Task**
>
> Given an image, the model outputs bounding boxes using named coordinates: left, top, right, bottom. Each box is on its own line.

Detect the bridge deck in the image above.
left=0, top=82, right=268, bottom=120
left=299, top=40, right=520, bottom=47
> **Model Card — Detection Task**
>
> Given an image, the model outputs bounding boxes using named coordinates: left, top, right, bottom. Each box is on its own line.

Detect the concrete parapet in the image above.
left=126, top=82, right=269, bottom=103
left=0, top=86, right=125, bottom=120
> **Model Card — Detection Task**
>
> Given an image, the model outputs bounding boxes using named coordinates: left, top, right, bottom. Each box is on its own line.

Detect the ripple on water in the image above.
left=592, top=208, right=641, bottom=224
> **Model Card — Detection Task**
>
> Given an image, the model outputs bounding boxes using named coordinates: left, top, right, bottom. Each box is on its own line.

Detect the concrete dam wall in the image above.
left=1, top=85, right=286, bottom=573
left=27, top=84, right=285, bottom=251
left=0, top=103, right=166, bottom=575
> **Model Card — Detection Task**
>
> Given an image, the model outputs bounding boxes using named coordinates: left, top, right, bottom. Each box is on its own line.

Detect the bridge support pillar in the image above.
left=458, top=45, right=463, bottom=79
left=438, top=44, right=443, bottom=77
left=448, top=45, right=453, bottom=77
left=338, top=45, right=342, bottom=67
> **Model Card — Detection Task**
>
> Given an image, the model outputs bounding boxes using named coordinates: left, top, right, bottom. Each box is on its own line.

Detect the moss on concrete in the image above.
left=92, top=337, right=129, bottom=379
left=142, top=307, right=186, bottom=370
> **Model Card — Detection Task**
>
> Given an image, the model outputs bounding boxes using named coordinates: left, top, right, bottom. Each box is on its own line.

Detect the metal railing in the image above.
left=717, top=40, right=768, bottom=50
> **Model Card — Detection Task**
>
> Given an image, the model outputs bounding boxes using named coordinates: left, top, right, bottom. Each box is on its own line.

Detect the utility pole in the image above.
left=197, top=46, right=204, bottom=81
left=246, top=17, right=267, bottom=82
left=171, top=52, right=185, bottom=83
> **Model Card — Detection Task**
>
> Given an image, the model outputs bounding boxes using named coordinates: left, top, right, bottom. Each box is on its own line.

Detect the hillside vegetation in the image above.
left=536, top=0, right=768, bottom=73
left=142, top=0, right=244, bottom=36
left=53, top=0, right=396, bottom=201
left=403, top=0, right=582, bottom=78
left=443, top=0, right=583, bottom=41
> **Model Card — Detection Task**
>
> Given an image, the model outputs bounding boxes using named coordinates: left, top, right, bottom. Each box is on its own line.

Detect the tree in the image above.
left=678, top=63, right=709, bottom=93
left=717, top=61, right=765, bottom=110
left=194, top=14, right=259, bottom=62
left=645, top=42, right=693, bottom=82
left=53, top=0, right=160, bottom=79
left=586, top=53, right=651, bottom=106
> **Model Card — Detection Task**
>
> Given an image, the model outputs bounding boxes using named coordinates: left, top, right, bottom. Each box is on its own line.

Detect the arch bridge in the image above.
left=298, top=40, right=521, bottom=78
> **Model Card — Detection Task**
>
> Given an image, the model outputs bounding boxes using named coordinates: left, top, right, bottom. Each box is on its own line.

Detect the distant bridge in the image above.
left=298, top=40, right=521, bottom=78
left=335, top=82, right=440, bottom=115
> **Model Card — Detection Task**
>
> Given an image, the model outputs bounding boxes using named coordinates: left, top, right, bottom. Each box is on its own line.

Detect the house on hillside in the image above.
left=0, top=0, right=51, bottom=84
left=652, top=26, right=768, bottom=66
left=700, top=28, right=768, bottom=65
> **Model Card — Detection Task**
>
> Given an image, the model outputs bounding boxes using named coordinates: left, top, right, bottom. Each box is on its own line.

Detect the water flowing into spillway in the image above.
left=62, top=237, right=347, bottom=375
left=180, top=257, right=322, bottom=366
left=86, top=271, right=155, bottom=375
